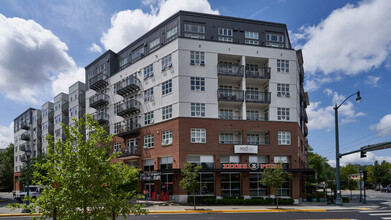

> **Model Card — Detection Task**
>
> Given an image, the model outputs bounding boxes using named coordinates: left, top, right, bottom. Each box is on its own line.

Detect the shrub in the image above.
left=187, top=196, right=216, bottom=204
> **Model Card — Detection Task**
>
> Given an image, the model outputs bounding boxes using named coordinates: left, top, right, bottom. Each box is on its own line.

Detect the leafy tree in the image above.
left=260, top=165, right=291, bottom=209
left=0, top=143, right=14, bottom=191
left=307, top=145, right=329, bottom=185
left=20, top=155, right=49, bottom=186
left=179, top=163, right=202, bottom=210
left=9, top=115, right=147, bottom=219
left=372, top=160, right=391, bottom=187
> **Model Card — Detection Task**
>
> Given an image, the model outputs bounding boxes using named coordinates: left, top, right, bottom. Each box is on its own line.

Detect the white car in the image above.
left=14, top=185, right=42, bottom=202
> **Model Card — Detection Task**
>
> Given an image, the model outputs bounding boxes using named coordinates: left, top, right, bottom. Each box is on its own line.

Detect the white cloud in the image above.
left=371, top=114, right=391, bottom=137
left=307, top=90, right=365, bottom=130
left=328, top=152, right=391, bottom=167
left=365, top=75, right=381, bottom=87
left=295, top=0, right=391, bottom=88
left=0, top=122, right=14, bottom=149
left=100, top=0, right=219, bottom=52
left=51, top=67, right=85, bottom=96
left=89, top=43, right=103, bottom=53
left=0, top=14, right=84, bottom=104
left=142, top=0, right=157, bottom=5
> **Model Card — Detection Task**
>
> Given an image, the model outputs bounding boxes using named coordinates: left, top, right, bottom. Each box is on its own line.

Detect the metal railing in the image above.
left=219, top=140, right=242, bottom=144
left=116, top=76, right=140, bottom=96
left=89, top=94, right=109, bottom=108
left=218, top=115, right=242, bottom=120
left=117, top=123, right=141, bottom=136
left=92, top=112, right=109, bottom=123
left=116, top=99, right=140, bottom=116
left=245, top=91, right=271, bottom=103
left=89, top=73, right=108, bottom=86
left=217, top=89, right=244, bottom=102
left=245, top=67, right=271, bottom=79
left=217, top=64, right=244, bottom=77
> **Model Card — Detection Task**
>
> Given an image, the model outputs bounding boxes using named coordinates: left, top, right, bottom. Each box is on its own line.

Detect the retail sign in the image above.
left=140, top=172, right=161, bottom=181
left=234, top=145, right=258, bottom=154
left=222, top=163, right=283, bottom=170
left=349, top=174, right=360, bottom=180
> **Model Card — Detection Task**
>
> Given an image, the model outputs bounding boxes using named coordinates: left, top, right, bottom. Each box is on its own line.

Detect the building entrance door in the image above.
left=144, top=183, right=154, bottom=199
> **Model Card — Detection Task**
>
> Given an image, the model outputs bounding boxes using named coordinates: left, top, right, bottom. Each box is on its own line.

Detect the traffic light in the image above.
left=363, top=170, right=368, bottom=181
left=360, top=151, right=367, bottom=158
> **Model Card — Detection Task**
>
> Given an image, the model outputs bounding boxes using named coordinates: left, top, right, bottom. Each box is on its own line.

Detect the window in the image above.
left=150, top=37, right=160, bottom=49
left=190, top=77, right=205, bottom=91
left=247, top=133, right=259, bottom=145
left=43, top=109, right=48, bottom=117
left=55, top=101, right=61, bottom=111
left=277, top=84, right=290, bottom=97
left=162, top=130, right=172, bottom=145
left=250, top=173, right=269, bottom=196
left=113, top=142, right=121, bottom=153
left=126, top=138, right=137, bottom=154
left=266, top=33, right=284, bottom=42
left=162, top=79, right=172, bottom=95
left=143, top=158, right=154, bottom=172
left=144, top=111, right=154, bottom=125
left=219, top=133, right=234, bottom=144
left=245, top=31, right=259, bottom=39
left=132, top=47, right=144, bottom=60
left=144, top=88, right=154, bottom=102
left=220, top=155, right=240, bottom=168
left=218, top=37, right=233, bottom=42
left=190, top=51, right=205, bottom=65
left=143, top=64, right=154, bottom=79
left=249, top=155, right=268, bottom=164
left=129, top=160, right=138, bottom=168
left=191, top=103, right=205, bottom=117
left=55, top=115, right=61, bottom=124
left=113, top=122, right=121, bottom=134
left=246, top=110, right=259, bottom=121
left=161, top=54, right=172, bottom=70
left=119, top=57, right=128, bottom=67
left=70, top=106, right=77, bottom=116
left=274, top=156, right=290, bottom=168
left=55, top=129, right=61, bottom=137
left=246, top=87, right=259, bottom=101
left=221, top=173, right=240, bottom=197
left=42, top=122, right=48, bottom=130
left=191, top=128, right=206, bottom=143
left=245, top=39, right=259, bottom=45
left=166, top=26, right=177, bottom=39
left=277, top=108, right=290, bottom=120
left=278, top=131, right=291, bottom=145
left=218, top=28, right=233, bottom=36
left=162, top=105, right=172, bottom=120
left=144, top=135, right=154, bottom=148
left=219, top=109, right=233, bottom=119
left=187, top=155, right=214, bottom=169
left=160, top=156, right=173, bottom=170
left=277, top=59, right=289, bottom=72
left=113, top=102, right=121, bottom=114
left=184, top=24, right=205, bottom=39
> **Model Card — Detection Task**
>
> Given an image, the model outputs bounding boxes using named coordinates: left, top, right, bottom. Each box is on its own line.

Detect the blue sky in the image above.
left=0, top=0, right=390, bottom=166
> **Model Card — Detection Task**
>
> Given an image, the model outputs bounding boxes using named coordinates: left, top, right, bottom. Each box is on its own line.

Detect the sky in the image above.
left=0, top=0, right=390, bottom=166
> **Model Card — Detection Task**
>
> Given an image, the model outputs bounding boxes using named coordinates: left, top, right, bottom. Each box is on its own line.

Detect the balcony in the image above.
left=219, top=115, right=242, bottom=120
left=92, top=112, right=109, bottom=125
left=116, top=76, right=140, bottom=97
left=21, top=155, right=27, bottom=162
left=217, top=64, right=244, bottom=77
left=89, top=73, right=108, bottom=91
left=21, top=132, right=30, bottom=141
left=62, top=102, right=69, bottom=115
left=48, top=110, right=54, bottom=122
left=245, top=67, right=271, bottom=79
left=117, top=123, right=141, bottom=138
left=79, top=93, right=86, bottom=107
left=116, top=100, right=140, bottom=118
left=21, top=122, right=30, bottom=130
left=117, top=146, right=141, bottom=160
left=217, top=89, right=244, bottom=102
left=219, top=140, right=242, bottom=144
left=245, top=91, right=271, bottom=103
left=246, top=116, right=268, bottom=121
left=20, top=143, right=29, bottom=151
left=89, top=94, right=109, bottom=109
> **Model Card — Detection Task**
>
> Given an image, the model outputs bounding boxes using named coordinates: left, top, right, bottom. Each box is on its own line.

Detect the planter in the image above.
left=311, top=198, right=317, bottom=202
left=302, top=198, right=307, bottom=202
left=318, top=198, right=326, bottom=202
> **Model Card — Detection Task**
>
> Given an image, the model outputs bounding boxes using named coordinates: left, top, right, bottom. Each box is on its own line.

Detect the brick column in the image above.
left=241, top=172, right=250, bottom=198
left=215, top=172, right=221, bottom=198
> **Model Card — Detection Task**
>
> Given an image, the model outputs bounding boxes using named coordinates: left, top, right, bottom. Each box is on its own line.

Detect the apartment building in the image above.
left=13, top=82, right=86, bottom=192
left=85, top=11, right=310, bottom=203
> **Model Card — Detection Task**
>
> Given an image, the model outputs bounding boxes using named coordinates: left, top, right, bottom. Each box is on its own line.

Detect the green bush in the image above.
left=187, top=196, right=216, bottom=204
left=188, top=196, right=293, bottom=205
left=277, top=198, right=294, bottom=205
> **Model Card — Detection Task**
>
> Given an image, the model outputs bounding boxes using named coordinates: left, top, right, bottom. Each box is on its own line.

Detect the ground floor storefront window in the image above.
left=249, top=172, right=268, bottom=196
left=277, top=180, right=290, bottom=196
left=194, top=173, right=214, bottom=195
left=221, top=173, right=240, bottom=197
left=161, top=173, right=173, bottom=196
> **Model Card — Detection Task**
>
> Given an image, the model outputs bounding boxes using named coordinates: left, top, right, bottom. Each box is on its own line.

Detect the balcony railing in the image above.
left=117, top=123, right=141, bottom=138
left=92, top=112, right=109, bottom=125
left=217, top=64, right=244, bottom=77
left=89, top=94, right=109, bottom=109
left=21, top=122, right=30, bottom=130
left=62, top=102, right=69, bottom=115
left=89, top=73, right=109, bottom=91
left=20, top=143, right=29, bottom=151
left=247, top=140, right=269, bottom=145
left=246, top=116, right=268, bottom=121
left=79, top=93, right=86, bottom=106
left=219, top=140, right=242, bottom=144
left=116, top=100, right=140, bottom=117
left=218, top=115, right=242, bottom=120
left=217, top=89, right=244, bottom=102
left=21, top=155, right=27, bottom=162
left=48, top=110, right=54, bottom=121
left=117, top=146, right=141, bottom=158
left=116, top=76, right=140, bottom=97
left=21, top=132, right=30, bottom=141
left=245, top=67, right=271, bottom=79
left=245, top=91, right=271, bottom=103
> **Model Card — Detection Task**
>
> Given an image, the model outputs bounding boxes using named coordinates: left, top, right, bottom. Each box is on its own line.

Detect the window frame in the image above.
left=190, top=128, right=206, bottom=143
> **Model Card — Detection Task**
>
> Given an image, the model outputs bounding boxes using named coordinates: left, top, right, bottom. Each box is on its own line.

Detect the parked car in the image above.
left=381, top=187, right=391, bottom=193
left=14, top=185, right=42, bottom=202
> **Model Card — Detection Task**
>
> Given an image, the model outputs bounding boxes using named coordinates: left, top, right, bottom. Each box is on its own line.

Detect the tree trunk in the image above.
left=112, top=210, right=116, bottom=220
left=53, top=207, right=56, bottom=220
left=193, top=195, right=196, bottom=210
left=275, top=189, right=279, bottom=209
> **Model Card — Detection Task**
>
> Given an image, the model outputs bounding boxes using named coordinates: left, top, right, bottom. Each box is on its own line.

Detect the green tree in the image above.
left=9, top=115, right=147, bottom=219
left=260, top=165, right=291, bottom=209
left=179, top=163, right=202, bottom=210
left=307, top=145, right=329, bottom=185
left=373, top=160, right=391, bottom=187
left=20, top=155, right=49, bottom=186
left=0, top=143, right=14, bottom=191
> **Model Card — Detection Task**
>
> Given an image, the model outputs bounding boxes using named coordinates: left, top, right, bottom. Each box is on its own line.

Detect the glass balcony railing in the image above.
left=89, top=73, right=108, bottom=91
left=217, top=64, right=244, bottom=77
left=117, top=123, right=141, bottom=137
left=245, top=91, right=271, bottom=103
left=217, top=89, right=244, bottom=102
left=116, top=100, right=140, bottom=117
left=245, top=67, right=271, bottom=79
left=89, top=94, right=109, bottom=109
left=115, top=76, right=140, bottom=97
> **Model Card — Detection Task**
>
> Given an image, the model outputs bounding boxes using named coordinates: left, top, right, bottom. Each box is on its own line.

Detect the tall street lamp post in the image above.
left=334, top=90, right=362, bottom=206
left=25, top=148, right=32, bottom=212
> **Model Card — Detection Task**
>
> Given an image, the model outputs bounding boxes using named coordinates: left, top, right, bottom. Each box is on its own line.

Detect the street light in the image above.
left=334, top=90, right=362, bottom=206
left=24, top=148, right=31, bottom=213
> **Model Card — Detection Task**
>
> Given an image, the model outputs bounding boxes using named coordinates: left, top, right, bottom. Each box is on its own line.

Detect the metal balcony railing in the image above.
left=92, top=112, right=109, bottom=125
left=89, top=73, right=108, bottom=91
left=217, top=89, right=244, bottom=102
left=247, top=140, right=269, bottom=145
left=118, top=146, right=141, bottom=157
left=218, top=115, right=242, bottom=120
left=62, top=102, right=69, bottom=115
left=89, top=94, right=109, bottom=109
left=116, top=100, right=140, bottom=117
left=219, top=140, right=242, bottom=144
left=21, top=122, right=30, bottom=130
left=245, top=67, right=271, bottom=79
left=245, top=91, right=271, bottom=103
left=116, top=76, right=140, bottom=97
left=217, top=64, right=244, bottom=77
left=246, top=116, right=268, bottom=121
left=21, top=132, right=30, bottom=141
left=117, top=123, right=141, bottom=138
left=20, top=143, right=29, bottom=151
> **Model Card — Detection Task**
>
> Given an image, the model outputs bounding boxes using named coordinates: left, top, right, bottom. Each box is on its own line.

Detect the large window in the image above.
left=162, top=105, right=172, bottom=120
left=143, top=158, right=154, bottom=172
left=55, top=115, right=61, bottom=124
left=190, top=51, right=205, bottom=65
left=161, top=174, right=174, bottom=196
left=277, top=84, right=290, bottom=97
left=113, top=122, right=121, bottom=134
left=162, top=130, right=172, bottom=145
left=166, top=26, right=177, bottom=39
left=187, top=155, right=214, bottom=169
left=277, top=108, right=290, bottom=120
left=266, top=33, right=284, bottom=48
left=219, top=109, right=233, bottom=119
left=184, top=24, right=205, bottom=39
left=249, top=155, right=268, bottom=164
left=247, top=133, right=260, bottom=145
left=150, top=37, right=160, bottom=49
left=161, top=54, right=172, bottom=70
left=245, top=31, right=259, bottom=45
left=250, top=173, right=269, bottom=196
left=144, top=88, right=154, bottom=102
left=144, top=111, right=154, bottom=125
left=132, top=47, right=144, bottom=60
left=54, top=101, right=61, bottom=111
left=190, top=103, right=205, bottom=117
left=190, top=77, right=205, bottom=91
left=278, top=132, right=291, bottom=145
left=220, top=155, right=240, bottom=168
left=143, top=64, right=154, bottom=79
left=191, top=128, right=206, bottom=143
left=70, top=106, right=77, bottom=116
left=277, top=59, right=289, bottom=73
left=113, top=142, right=121, bottom=153
left=119, top=57, right=128, bottom=67
left=221, top=173, right=240, bottom=197
left=218, top=28, right=233, bottom=36
left=159, top=156, right=173, bottom=170
left=144, top=135, right=154, bottom=148
left=219, top=133, right=234, bottom=144
left=246, top=110, right=259, bottom=121
left=162, top=79, right=172, bottom=95
left=126, top=138, right=137, bottom=153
